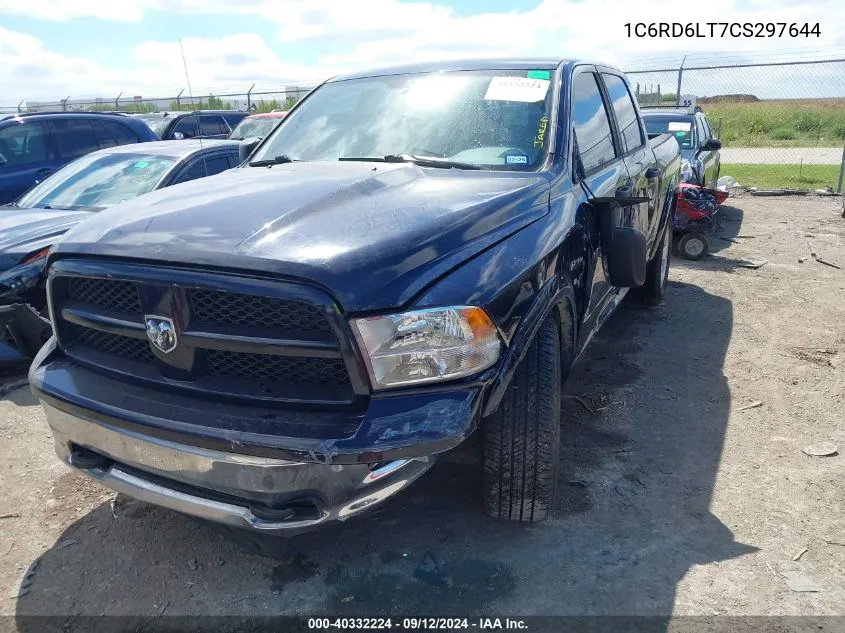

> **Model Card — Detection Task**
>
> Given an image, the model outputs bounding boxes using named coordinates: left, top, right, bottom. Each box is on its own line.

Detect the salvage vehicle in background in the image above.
left=133, top=111, right=248, bottom=140
left=0, top=139, right=242, bottom=367
left=0, top=112, right=158, bottom=204
left=228, top=111, right=288, bottom=141
left=641, top=106, right=722, bottom=188
left=30, top=59, right=679, bottom=546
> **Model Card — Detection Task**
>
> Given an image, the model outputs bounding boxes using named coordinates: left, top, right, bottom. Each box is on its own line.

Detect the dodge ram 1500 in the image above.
left=30, top=59, right=680, bottom=539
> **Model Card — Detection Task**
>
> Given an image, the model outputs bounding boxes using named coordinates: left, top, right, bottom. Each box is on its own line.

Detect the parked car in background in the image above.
left=641, top=106, right=722, bottom=188
left=0, top=112, right=158, bottom=204
left=29, top=59, right=680, bottom=544
left=0, top=139, right=242, bottom=366
left=133, top=111, right=248, bottom=140
left=228, top=112, right=288, bottom=141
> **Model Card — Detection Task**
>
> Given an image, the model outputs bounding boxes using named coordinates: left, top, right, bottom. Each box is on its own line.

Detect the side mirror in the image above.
left=605, top=227, right=647, bottom=287
left=0, top=152, right=7, bottom=167
left=238, top=138, right=261, bottom=163
left=172, top=132, right=185, bottom=140
left=701, top=138, right=721, bottom=152
left=590, top=196, right=651, bottom=288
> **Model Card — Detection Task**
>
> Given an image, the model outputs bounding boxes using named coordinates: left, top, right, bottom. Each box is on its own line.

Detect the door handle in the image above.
left=645, top=167, right=660, bottom=179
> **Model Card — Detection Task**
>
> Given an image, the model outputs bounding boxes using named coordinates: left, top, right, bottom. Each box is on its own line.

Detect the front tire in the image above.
left=482, top=316, right=562, bottom=522
left=634, top=224, right=671, bottom=305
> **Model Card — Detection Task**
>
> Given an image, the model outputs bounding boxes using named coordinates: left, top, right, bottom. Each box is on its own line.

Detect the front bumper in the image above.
left=43, top=402, right=434, bottom=534
left=0, top=303, right=51, bottom=367
left=31, top=339, right=485, bottom=533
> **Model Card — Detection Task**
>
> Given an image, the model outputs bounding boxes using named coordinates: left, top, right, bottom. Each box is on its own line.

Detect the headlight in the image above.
left=351, top=306, right=501, bottom=389
left=0, top=247, right=50, bottom=295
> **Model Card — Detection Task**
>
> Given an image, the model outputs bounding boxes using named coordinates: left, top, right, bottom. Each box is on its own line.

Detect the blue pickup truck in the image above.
left=29, top=58, right=680, bottom=542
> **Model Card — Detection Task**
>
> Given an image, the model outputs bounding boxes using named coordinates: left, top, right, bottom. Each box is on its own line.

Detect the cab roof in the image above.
left=330, top=58, right=571, bottom=82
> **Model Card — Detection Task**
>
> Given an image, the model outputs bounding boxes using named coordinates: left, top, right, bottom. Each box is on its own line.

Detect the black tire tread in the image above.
left=634, top=224, right=671, bottom=305
left=483, top=316, right=561, bottom=522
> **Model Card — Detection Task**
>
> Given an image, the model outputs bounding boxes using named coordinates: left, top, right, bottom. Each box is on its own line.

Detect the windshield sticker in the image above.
left=504, top=153, right=529, bottom=165
left=484, top=76, right=550, bottom=103
left=133, top=161, right=149, bottom=168
left=527, top=70, right=551, bottom=80
left=674, top=131, right=688, bottom=137
left=534, top=116, right=549, bottom=148
left=668, top=121, right=692, bottom=132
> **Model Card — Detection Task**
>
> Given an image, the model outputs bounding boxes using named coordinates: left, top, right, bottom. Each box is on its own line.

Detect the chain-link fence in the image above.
left=0, top=87, right=315, bottom=117
left=3, top=58, right=845, bottom=191
left=626, top=58, right=845, bottom=192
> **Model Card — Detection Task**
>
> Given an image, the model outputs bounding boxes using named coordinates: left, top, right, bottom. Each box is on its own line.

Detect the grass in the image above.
left=702, top=99, right=845, bottom=148
left=721, top=163, right=842, bottom=190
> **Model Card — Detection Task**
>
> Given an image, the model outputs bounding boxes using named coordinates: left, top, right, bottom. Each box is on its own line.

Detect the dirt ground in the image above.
left=0, top=195, right=843, bottom=627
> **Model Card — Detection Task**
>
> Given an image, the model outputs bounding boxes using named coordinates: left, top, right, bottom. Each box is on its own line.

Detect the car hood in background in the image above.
left=0, top=206, right=94, bottom=271
left=53, top=162, right=551, bottom=312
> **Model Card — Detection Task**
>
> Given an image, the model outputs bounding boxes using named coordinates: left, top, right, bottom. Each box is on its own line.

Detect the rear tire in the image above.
left=679, top=231, right=708, bottom=261
left=482, top=316, right=562, bottom=522
left=634, top=224, right=671, bottom=305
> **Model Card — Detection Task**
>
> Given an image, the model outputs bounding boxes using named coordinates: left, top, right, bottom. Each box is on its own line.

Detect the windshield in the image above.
left=17, top=152, right=176, bottom=210
left=643, top=116, right=695, bottom=150
left=136, top=116, right=170, bottom=138
left=252, top=69, right=556, bottom=170
left=230, top=117, right=281, bottom=140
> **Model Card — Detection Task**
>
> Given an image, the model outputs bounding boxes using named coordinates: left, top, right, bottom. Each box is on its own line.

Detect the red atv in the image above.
left=673, top=183, right=729, bottom=260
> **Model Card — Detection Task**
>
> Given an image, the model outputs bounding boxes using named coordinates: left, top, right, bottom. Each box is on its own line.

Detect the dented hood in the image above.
left=53, top=161, right=550, bottom=312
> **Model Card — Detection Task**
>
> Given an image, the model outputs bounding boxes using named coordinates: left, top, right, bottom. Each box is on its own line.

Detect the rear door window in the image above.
left=199, top=115, right=227, bottom=137
left=571, top=72, right=617, bottom=172
left=52, top=119, right=100, bottom=160
left=171, top=154, right=232, bottom=184
left=0, top=120, right=48, bottom=166
left=95, top=120, right=140, bottom=147
left=601, top=73, right=644, bottom=153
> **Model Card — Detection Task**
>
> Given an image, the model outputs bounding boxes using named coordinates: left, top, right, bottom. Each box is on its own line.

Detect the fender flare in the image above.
left=482, top=275, right=577, bottom=417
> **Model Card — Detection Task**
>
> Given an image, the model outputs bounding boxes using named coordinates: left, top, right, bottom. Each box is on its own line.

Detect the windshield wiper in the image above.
left=339, top=154, right=481, bottom=170
left=249, top=155, right=295, bottom=167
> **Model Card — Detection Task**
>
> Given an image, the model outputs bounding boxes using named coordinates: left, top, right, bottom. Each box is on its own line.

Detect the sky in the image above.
left=1, top=0, right=844, bottom=106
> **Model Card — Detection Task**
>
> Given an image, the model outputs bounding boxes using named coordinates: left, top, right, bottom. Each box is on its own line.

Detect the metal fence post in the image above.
left=176, top=89, right=184, bottom=110
left=836, top=140, right=845, bottom=194
left=247, top=84, right=255, bottom=111
left=17, top=99, right=23, bottom=113
left=114, top=92, right=122, bottom=109
left=61, top=97, right=69, bottom=112
left=675, top=56, right=686, bottom=106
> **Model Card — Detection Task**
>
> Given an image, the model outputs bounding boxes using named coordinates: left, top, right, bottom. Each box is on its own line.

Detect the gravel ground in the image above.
left=0, top=195, right=843, bottom=628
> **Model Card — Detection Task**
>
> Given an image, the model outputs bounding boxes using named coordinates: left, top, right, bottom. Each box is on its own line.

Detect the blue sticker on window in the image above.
left=505, top=153, right=529, bottom=165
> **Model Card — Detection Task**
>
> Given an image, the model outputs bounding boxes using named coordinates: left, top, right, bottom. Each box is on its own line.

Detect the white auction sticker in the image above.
left=484, top=76, right=550, bottom=102
left=668, top=121, right=692, bottom=132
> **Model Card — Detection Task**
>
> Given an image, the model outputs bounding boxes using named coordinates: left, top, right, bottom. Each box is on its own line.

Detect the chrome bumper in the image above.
left=43, top=402, right=434, bottom=534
